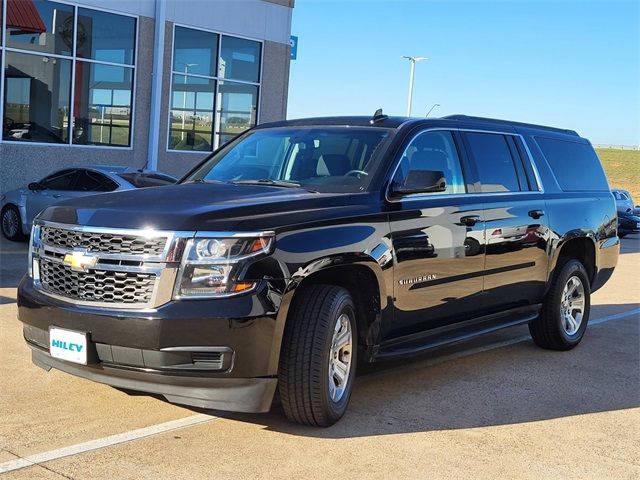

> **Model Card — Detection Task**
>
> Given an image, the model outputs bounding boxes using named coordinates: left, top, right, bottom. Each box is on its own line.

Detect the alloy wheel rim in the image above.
left=2, top=209, right=19, bottom=238
left=560, top=275, right=585, bottom=336
left=328, top=312, right=353, bottom=403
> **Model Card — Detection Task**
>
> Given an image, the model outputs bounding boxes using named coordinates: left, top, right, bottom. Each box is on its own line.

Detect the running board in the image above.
left=375, top=304, right=541, bottom=361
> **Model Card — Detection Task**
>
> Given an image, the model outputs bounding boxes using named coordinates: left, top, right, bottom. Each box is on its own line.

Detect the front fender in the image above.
left=266, top=252, right=390, bottom=375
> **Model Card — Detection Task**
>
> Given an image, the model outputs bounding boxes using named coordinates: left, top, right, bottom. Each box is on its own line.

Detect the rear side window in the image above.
left=75, top=170, right=119, bottom=192
left=463, top=132, right=522, bottom=193
left=535, top=137, right=609, bottom=191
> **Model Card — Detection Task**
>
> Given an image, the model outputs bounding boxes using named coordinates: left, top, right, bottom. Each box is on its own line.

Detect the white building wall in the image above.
left=165, top=0, right=292, bottom=45
left=73, top=0, right=293, bottom=45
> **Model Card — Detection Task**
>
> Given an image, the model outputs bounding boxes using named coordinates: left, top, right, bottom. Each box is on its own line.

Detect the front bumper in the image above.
left=29, top=345, right=276, bottom=412
left=18, top=277, right=282, bottom=413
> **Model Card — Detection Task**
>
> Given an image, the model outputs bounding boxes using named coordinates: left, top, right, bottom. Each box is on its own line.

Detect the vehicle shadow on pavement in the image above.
left=619, top=235, right=639, bottom=255
left=0, top=295, right=16, bottom=305
left=215, top=304, right=639, bottom=438
left=0, top=238, right=29, bottom=289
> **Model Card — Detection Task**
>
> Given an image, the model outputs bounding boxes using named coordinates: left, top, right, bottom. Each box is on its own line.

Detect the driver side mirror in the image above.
left=28, top=182, right=44, bottom=191
left=390, top=170, right=447, bottom=197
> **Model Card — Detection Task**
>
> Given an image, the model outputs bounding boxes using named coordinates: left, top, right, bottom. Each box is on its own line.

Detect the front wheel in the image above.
left=529, top=259, right=590, bottom=350
left=279, top=284, right=357, bottom=427
left=1, top=205, right=25, bottom=241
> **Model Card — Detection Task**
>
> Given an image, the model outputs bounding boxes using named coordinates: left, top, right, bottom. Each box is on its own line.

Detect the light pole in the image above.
left=426, top=103, right=440, bottom=117
left=402, top=56, right=426, bottom=116
left=177, top=62, right=198, bottom=141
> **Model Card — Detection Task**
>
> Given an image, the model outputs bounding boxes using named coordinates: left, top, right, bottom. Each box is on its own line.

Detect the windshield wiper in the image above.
left=185, top=178, right=231, bottom=185
left=231, top=179, right=318, bottom=193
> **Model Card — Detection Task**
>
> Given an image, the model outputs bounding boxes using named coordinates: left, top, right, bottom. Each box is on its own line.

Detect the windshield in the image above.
left=185, top=127, right=392, bottom=193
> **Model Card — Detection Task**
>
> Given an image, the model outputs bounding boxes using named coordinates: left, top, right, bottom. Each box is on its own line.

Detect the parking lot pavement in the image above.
left=1, top=235, right=638, bottom=479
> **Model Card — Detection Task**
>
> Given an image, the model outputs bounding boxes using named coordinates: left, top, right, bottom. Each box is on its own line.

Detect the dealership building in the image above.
left=0, top=0, right=294, bottom=192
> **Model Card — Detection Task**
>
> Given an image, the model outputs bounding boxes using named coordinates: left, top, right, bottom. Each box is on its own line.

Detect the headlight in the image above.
left=173, top=233, right=274, bottom=299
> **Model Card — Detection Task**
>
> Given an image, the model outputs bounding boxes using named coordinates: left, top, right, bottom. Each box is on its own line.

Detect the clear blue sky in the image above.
left=287, top=0, right=639, bottom=146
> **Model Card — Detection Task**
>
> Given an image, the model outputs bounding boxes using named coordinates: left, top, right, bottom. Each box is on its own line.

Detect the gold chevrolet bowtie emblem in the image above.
left=63, top=251, right=98, bottom=272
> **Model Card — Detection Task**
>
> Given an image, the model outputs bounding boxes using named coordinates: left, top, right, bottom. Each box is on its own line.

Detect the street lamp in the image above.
left=176, top=62, right=198, bottom=142
left=401, top=56, right=427, bottom=116
left=426, top=103, right=440, bottom=117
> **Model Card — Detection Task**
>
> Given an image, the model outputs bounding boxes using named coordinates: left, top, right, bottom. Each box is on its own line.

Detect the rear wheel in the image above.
left=279, top=284, right=357, bottom=427
left=1, top=205, right=25, bottom=241
left=529, top=259, right=590, bottom=350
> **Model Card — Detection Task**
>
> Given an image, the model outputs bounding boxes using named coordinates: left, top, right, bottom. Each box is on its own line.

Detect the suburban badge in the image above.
left=398, top=274, right=437, bottom=286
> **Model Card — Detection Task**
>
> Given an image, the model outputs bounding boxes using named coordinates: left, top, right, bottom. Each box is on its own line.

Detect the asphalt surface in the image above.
left=0, top=234, right=638, bottom=479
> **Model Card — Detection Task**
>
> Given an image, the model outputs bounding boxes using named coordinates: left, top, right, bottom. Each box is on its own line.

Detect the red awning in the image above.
left=6, top=0, right=47, bottom=34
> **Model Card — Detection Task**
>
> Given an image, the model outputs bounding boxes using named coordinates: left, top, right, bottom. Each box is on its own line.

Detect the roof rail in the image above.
left=442, top=114, right=579, bottom=136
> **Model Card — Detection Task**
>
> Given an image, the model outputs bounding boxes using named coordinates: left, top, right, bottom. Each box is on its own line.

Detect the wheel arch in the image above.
left=267, top=254, right=388, bottom=374
left=548, top=234, right=596, bottom=288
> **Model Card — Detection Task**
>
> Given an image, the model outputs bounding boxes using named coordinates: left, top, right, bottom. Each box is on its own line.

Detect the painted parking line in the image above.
left=0, top=414, right=216, bottom=474
left=1, top=307, right=638, bottom=475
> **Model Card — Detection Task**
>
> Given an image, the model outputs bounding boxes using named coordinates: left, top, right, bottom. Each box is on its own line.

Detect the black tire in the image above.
left=464, top=237, right=481, bottom=257
left=529, top=259, right=591, bottom=351
left=279, top=284, right=357, bottom=427
left=1, top=205, right=25, bottom=242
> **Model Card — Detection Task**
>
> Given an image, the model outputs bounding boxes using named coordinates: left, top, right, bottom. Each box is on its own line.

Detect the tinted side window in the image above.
left=392, top=130, right=466, bottom=195
left=464, top=132, right=521, bottom=193
left=535, top=137, right=609, bottom=191
left=42, top=170, right=77, bottom=191
left=75, top=171, right=118, bottom=192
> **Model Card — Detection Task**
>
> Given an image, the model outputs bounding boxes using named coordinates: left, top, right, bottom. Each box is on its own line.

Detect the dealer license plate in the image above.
left=49, top=327, right=88, bottom=365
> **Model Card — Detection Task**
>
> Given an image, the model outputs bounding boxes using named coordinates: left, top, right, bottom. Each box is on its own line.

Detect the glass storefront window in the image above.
left=169, top=75, right=215, bottom=151
left=219, top=36, right=261, bottom=83
left=173, top=27, right=218, bottom=77
left=6, top=0, right=74, bottom=56
left=1, top=2, right=136, bottom=147
left=216, top=81, right=257, bottom=146
left=168, top=26, right=262, bottom=152
left=76, top=8, right=136, bottom=65
left=72, top=62, right=133, bottom=146
left=3, top=51, right=71, bottom=143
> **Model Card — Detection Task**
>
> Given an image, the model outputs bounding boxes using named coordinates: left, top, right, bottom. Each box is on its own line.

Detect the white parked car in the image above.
left=1, top=166, right=177, bottom=241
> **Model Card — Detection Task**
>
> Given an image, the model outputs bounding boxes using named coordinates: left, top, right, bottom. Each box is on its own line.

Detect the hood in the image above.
left=37, top=183, right=366, bottom=232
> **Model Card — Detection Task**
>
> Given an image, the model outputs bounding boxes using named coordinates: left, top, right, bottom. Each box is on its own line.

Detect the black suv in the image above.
left=18, top=113, right=619, bottom=426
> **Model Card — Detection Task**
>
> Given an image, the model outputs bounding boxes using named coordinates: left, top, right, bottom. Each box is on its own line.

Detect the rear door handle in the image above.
left=460, top=215, right=481, bottom=226
left=52, top=194, right=62, bottom=198
left=528, top=209, right=545, bottom=219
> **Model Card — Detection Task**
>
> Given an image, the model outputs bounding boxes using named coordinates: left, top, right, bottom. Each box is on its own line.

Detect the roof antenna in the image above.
left=370, top=108, right=388, bottom=124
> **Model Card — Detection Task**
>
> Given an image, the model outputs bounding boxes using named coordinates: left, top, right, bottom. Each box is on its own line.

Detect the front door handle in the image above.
left=528, top=209, right=545, bottom=219
left=460, top=215, right=481, bottom=226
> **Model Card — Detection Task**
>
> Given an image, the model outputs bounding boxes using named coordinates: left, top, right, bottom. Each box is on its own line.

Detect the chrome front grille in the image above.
left=40, top=226, right=167, bottom=256
left=31, top=222, right=182, bottom=309
left=39, top=257, right=157, bottom=304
